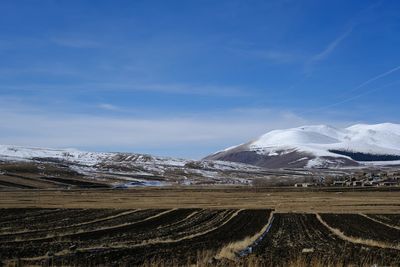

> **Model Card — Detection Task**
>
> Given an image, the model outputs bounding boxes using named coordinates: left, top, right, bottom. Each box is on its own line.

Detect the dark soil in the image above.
left=1, top=209, right=399, bottom=267
left=368, top=214, right=400, bottom=227
left=320, top=214, right=400, bottom=244
left=252, top=213, right=400, bottom=266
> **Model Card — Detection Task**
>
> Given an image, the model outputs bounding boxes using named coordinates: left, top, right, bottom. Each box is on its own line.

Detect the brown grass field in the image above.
left=0, top=187, right=399, bottom=213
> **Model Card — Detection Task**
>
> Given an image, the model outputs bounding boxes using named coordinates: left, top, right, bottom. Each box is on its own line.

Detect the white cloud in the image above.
left=0, top=103, right=308, bottom=158
left=98, top=103, right=120, bottom=111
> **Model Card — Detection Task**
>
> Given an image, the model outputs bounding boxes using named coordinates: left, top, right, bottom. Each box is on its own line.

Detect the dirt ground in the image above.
left=0, top=187, right=399, bottom=213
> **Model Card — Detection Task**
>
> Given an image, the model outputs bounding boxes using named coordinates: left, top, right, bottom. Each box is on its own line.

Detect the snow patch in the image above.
left=114, top=180, right=170, bottom=188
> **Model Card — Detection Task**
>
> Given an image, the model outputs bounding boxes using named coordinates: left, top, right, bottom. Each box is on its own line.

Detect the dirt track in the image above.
left=1, top=187, right=399, bottom=213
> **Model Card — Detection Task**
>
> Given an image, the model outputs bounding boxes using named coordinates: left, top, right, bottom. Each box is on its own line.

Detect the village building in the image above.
left=352, top=181, right=363, bottom=186
left=294, top=183, right=316, bottom=188
left=333, top=181, right=346, bottom=187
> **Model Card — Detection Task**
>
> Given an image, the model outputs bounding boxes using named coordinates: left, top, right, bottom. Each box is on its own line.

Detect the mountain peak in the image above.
left=205, top=123, right=400, bottom=169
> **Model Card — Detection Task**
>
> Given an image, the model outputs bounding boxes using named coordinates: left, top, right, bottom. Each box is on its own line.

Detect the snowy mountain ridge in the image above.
left=0, top=145, right=109, bottom=166
left=251, top=123, right=400, bottom=156
left=206, top=123, right=400, bottom=168
left=1, top=122, right=400, bottom=171
left=0, top=144, right=270, bottom=187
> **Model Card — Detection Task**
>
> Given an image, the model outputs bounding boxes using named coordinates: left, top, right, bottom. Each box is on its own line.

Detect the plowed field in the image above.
left=1, top=209, right=399, bottom=266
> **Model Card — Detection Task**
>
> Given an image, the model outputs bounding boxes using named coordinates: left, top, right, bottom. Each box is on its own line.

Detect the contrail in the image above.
left=329, top=64, right=400, bottom=101
left=300, top=80, right=400, bottom=115
left=351, top=65, right=400, bottom=93
left=300, top=65, right=400, bottom=115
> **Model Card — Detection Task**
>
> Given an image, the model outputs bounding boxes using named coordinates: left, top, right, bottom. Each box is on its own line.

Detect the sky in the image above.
left=0, top=0, right=400, bottom=159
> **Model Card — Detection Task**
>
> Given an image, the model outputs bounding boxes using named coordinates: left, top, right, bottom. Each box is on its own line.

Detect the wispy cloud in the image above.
left=0, top=101, right=308, bottom=158
left=137, top=83, right=249, bottom=96
left=309, top=27, right=353, bottom=64
left=50, top=37, right=102, bottom=48
left=304, top=27, right=353, bottom=73
left=251, top=50, right=300, bottom=64
left=228, top=46, right=300, bottom=64
left=0, top=66, right=80, bottom=77
left=305, top=1, right=382, bottom=72
left=97, top=103, right=120, bottom=111
left=1, top=82, right=249, bottom=97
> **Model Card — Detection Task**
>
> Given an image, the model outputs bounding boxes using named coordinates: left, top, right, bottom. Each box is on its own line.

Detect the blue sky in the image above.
left=1, top=0, right=400, bottom=158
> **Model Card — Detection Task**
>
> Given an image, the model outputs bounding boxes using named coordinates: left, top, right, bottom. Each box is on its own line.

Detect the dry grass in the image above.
left=138, top=254, right=384, bottom=267
left=1, top=188, right=399, bottom=213
left=273, top=257, right=347, bottom=267
left=140, top=250, right=217, bottom=267
left=216, top=211, right=274, bottom=260
left=245, top=256, right=348, bottom=267
left=2, top=255, right=393, bottom=267
left=216, top=236, right=254, bottom=260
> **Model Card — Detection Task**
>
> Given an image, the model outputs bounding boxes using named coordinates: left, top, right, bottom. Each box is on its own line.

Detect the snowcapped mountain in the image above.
left=0, top=144, right=187, bottom=168
left=205, top=123, right=400, bottom=169
left=1, top=123, right=399, bottom=189
left=0, top=145, right=110, bottom=166
left=0, top=144, right=272, bottom=187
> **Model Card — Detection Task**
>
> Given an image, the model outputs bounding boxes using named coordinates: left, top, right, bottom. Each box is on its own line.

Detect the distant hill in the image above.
left=0, top=144, right=276, bottom=188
